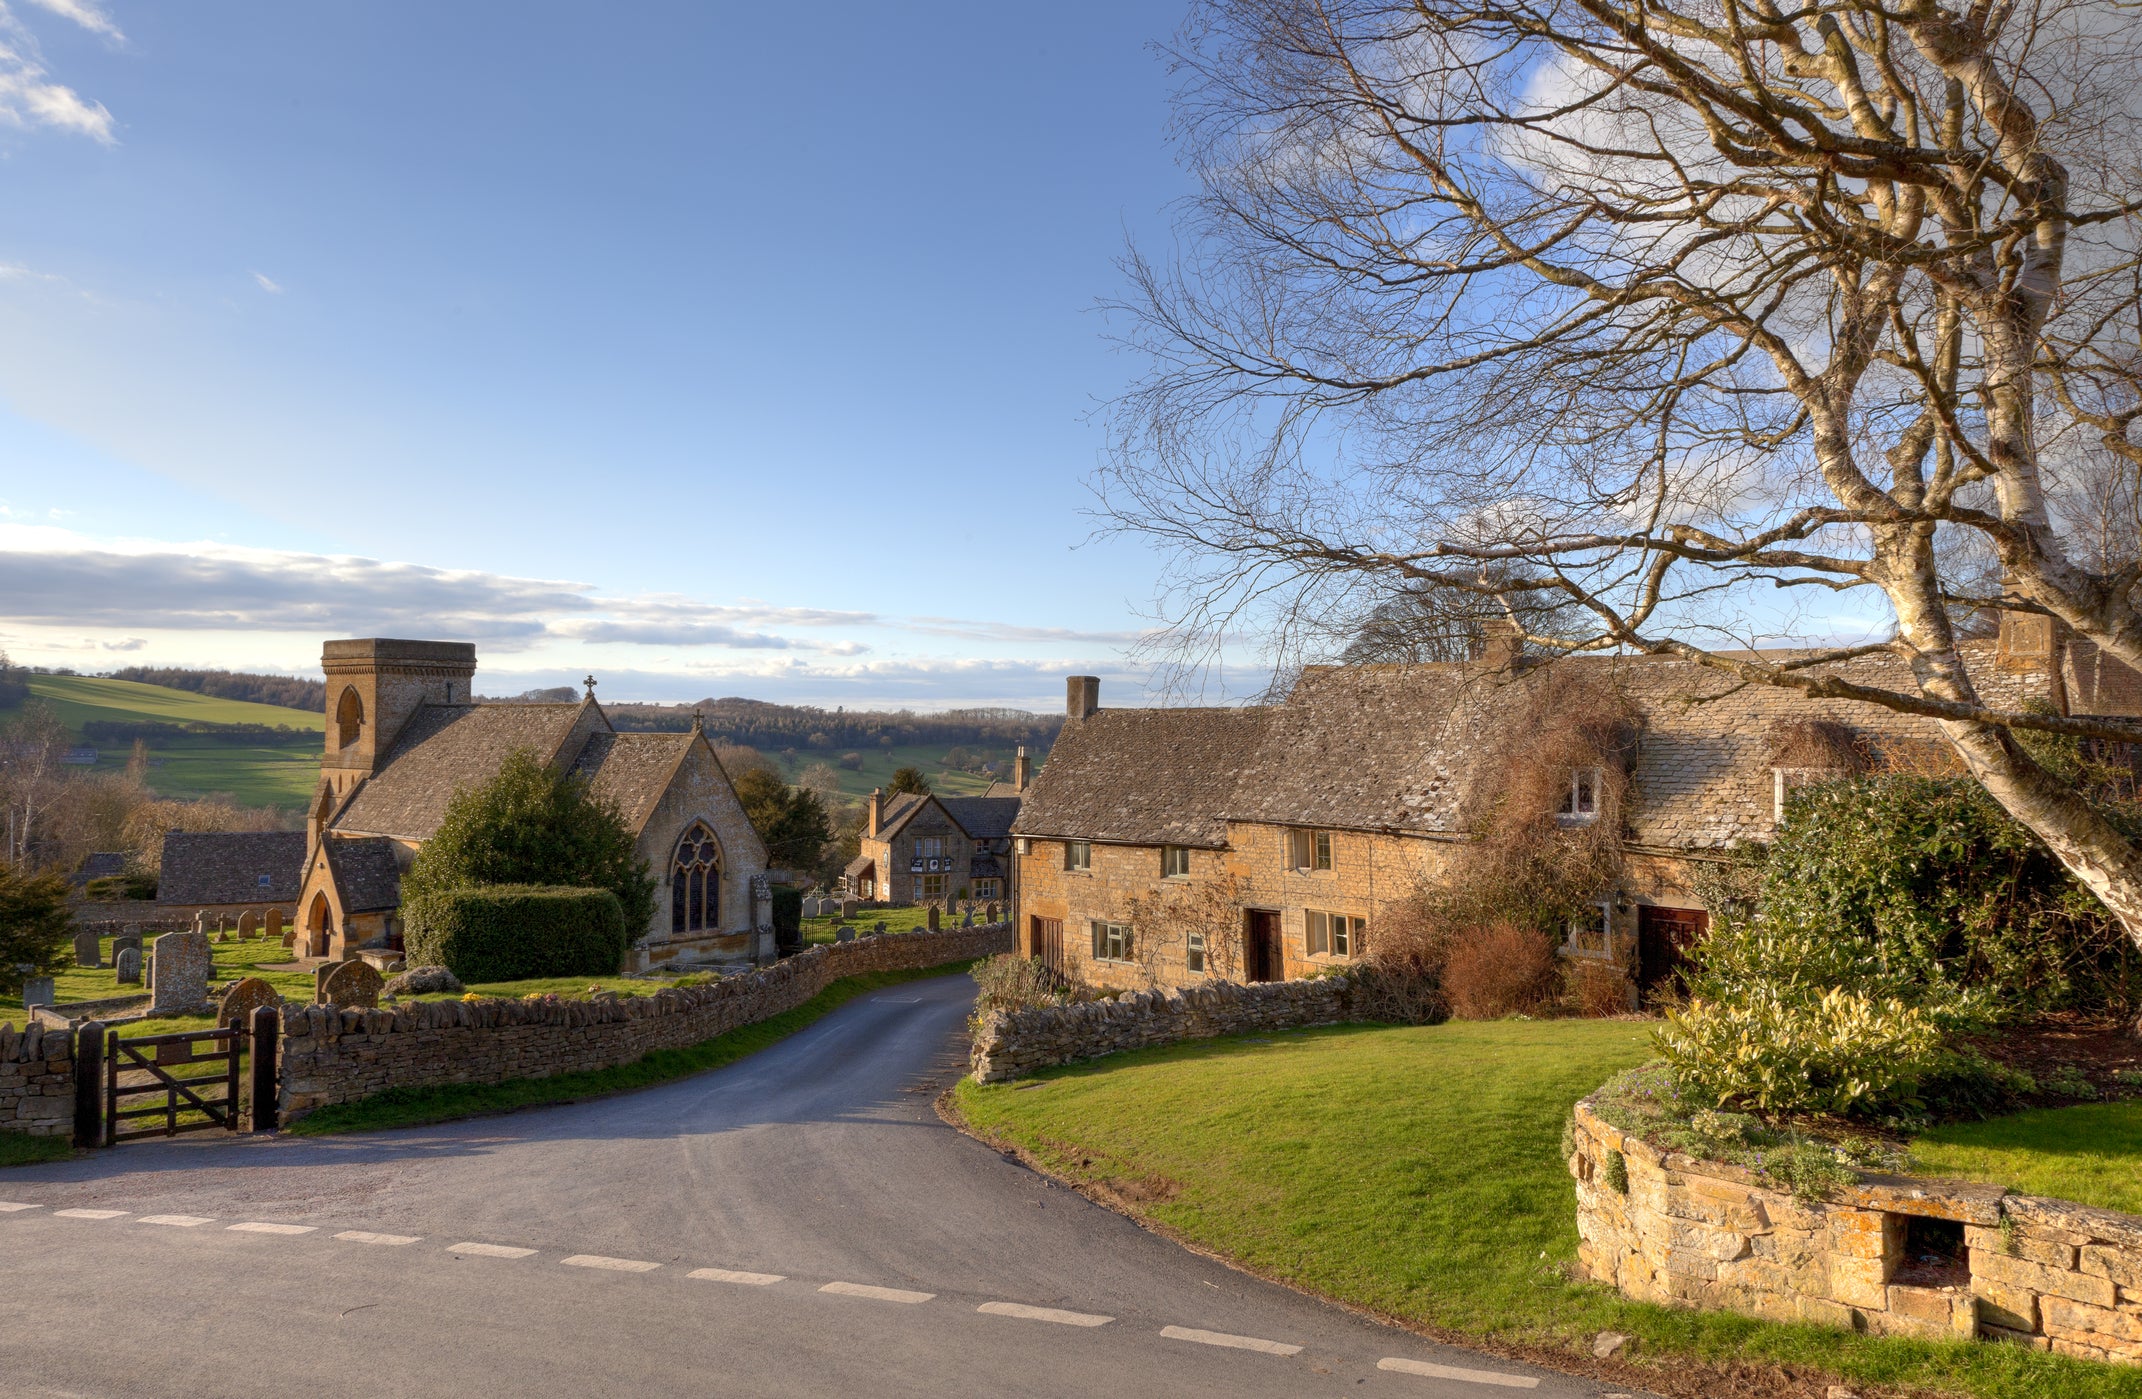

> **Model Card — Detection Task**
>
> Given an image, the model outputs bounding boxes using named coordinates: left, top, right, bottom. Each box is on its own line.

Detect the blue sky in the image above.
left=0, top=1, right=1195, bottom=708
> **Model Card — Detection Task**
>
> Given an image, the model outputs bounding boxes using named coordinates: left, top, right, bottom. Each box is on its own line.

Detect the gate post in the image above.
left=249, top=1004, right=279, bottom=1133
left=73, top=1020, right=104, bottom=1149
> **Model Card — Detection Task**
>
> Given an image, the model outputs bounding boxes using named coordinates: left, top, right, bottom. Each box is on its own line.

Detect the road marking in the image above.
left=977, top=1301, right=1113, bottom=1327
left=53, top=1209, right=128, bottom=1220
left=228, top=1222, right=316, bottom=1235
left=819, top=1281, right=935, bottom=1304
left=1159, top=1325, right=1302, bottom=1356
left=137, top=1215, right=214, bottom=1227
left=0, top=1203, right=39, bottom=1213
left=448, top=1242, right=537, bottom=1259
left=1378, top=1357, right=1541, bottom=1389
left=561, top=1254, right=661, bottom=1273
left=336, top=1230, right=420, bottom=1246
left=687, top=1267, right=785, bottom=1286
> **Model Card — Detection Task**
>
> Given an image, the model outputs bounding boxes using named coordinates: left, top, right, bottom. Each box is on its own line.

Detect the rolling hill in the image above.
left=21, top=674, right=324, bottom=810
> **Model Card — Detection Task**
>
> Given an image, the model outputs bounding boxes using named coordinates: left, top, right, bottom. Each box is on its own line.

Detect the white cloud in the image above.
left=0, top=2, right=115, bottom=144
left=19, top=0, right=120, bottom=40
left=251, top=272, right=283, bottom=295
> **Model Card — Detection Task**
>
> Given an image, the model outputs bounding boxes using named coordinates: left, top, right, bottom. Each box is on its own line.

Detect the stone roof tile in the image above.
left=331, top=702, right=595, bottom=841
left=157, top=831, right=308, bottom=906
left=1011, top=707, right=1271, bottom=848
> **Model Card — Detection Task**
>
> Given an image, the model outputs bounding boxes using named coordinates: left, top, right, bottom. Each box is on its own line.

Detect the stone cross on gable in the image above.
left=691, top=708, right=704, bottom=734
left=583, top=674, right=598, bottom=700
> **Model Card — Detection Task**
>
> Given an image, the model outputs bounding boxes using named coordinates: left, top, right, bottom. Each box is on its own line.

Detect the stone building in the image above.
left=294, top=638, right=772, bottom=971
left=1011, top=620, right=2142, bottom=995
left=155, top=830, right=306, bottom=926
left=845, top=754, right=1027, bottom=905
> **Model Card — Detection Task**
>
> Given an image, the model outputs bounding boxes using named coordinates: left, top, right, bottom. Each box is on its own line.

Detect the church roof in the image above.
left=325, top=836, right=402, bottom=913
left=157, top=831, right=308, bottom=906
left=569, top=731, right=695, bottom=834
left=331, top=701, right=596, bottom=841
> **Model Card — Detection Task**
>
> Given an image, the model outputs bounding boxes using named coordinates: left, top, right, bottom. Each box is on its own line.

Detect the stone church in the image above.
left=295, top=638, right=772, bottom=971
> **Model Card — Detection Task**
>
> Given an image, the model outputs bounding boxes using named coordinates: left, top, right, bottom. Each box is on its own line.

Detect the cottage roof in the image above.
left=325, top=836, right=402, bottom=913
left=157, top=831, right=307, bottom=906
left=569, top=730, right=693, bottom=834
left=1011, top=707, right=1271, bottom=848
left=843, top=853, right=875, bottom=880
left=331, top=701, right=598, bottom=840
left=939, top=795, right=1021, bottom=840
left=873, top=792, right=931, bottom=838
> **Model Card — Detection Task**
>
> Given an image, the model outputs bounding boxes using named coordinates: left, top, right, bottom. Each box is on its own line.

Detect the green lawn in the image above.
left=51, top=933, right=314, bottom=1013
left=1911, top=1102, right=2142, bottom=1216
left=953, top=1021, right=2142, bottom=1399
left=0, top=1132, right=71, bottom=1169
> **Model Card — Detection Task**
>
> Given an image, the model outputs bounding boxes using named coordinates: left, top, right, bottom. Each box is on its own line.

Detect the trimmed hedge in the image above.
left=404, top=884, right=626, bottom=983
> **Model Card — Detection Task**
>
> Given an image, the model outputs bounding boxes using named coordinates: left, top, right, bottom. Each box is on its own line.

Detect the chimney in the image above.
left=867, top=788, right=883, bottom=838
left=1067, top=675, right=1100, bottom=721
left=1478, top=618, right=1525, bottom=672
left=1014, top=745, right=1030, bottom=793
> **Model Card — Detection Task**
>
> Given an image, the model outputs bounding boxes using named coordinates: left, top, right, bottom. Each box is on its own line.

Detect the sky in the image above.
left=0, top=1, right=1198, bottom=709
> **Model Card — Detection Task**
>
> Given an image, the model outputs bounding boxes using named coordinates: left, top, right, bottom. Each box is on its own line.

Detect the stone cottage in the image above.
left=1011, top=618, right=2142, bottom=995
left=846, top=766, right=1024, bottom=906
left=295, top=638, right=772, bottom=971
left=155, top=830, right=306, bottom=925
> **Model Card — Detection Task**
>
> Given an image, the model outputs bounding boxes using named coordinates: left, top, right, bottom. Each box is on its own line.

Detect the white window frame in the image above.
left=915, top=835, right=946, bottom=860
left=1091, top=919, right=1132, bottom=963
left=1305, top=909, right=1364, bottom=959
left=1287, top=828, right=1333, bottom=872
left=1556, top=769, right=1603, bottom=824
left=1564, top=902, right=1613, bottom=958
left=1162, top=845, right=1192, bottom=878
left=1064, top=840, right=1091, bottom=872
left=1185, top=929, right=1207, bottom=975
left=1772, top=767, right=1846, bottom=826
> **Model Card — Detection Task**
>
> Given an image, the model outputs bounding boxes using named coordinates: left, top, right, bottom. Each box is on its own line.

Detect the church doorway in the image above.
left=306, top=891, right=334, bottom=958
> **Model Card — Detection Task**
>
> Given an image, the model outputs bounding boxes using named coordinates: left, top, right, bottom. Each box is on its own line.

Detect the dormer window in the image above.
left=1557, top=769, right=1601, bottom=823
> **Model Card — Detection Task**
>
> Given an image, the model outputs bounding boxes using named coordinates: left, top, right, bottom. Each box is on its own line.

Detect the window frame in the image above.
left=1304, top=909, right=1363, bottom=959
left=1287, top=828, right=1334, bottom=872
left=1564, top=901, right=1613, bottom=958
left=1090, top=919, right=1133, bottom=963
left=1556, top=769, right=1603, bottom=824
left=1161, top=845, right=1192, bottom=878
left=1185, top=929, right=1207, bottom=975
left=919, top=872, right=947, bottom=900
left=915, top=835, right=946, bottom=860
left=1064, top=840, right=1092, bottom=872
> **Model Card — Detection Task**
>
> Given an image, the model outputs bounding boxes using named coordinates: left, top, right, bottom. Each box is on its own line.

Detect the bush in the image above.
left=0, top=864, right=72, bottom=994
left=1653, top=984, right=1943, bottom=1116
left=969, top=955, right=1063, bottom=1021
left=1355, top=891, right=1449, bottom=1023
left=403, top=885, right=626, bottom=983
left=1564, top=957, right=1633, bottom=1017
left=1441, top=922, right=1562, bottom=1020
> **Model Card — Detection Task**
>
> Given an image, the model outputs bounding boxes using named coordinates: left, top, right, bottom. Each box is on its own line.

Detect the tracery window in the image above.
left=671, top=823, right=722, bottom=934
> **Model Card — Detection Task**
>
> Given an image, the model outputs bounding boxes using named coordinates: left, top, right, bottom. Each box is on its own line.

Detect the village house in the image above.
left=293, top=638, right=772, bottom=971
left=1011, top=618, right=2142, bottom=996
left=845, top=751, right=1027, bottom=905
left=154, top=830, right=307, bottom=926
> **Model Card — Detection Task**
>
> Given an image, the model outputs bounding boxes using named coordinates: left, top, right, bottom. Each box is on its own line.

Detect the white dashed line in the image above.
left=137, top=1215, right=214, bottom=1227
left=448, top=1242, right=537, bottom=1259
left=53, top=1209, right=128, bottom=1220
left=977, top=1301, right=1113, bottom=1327
left=228, top=1222, right=316, bottom=1235
left=1159, top=1325, right=1302, bottom=1356
left=1378, top=1357, right=1541, bottom=1389
left=687, top=1267, right=785, bottom=1286
left=0, top=1203, right=39, bottom=1213
left=561, top=1254, right=661, bottom=1273
left=819, top=1281, right=935, bottom=1304
left=335, top=1230, right=420, bottom=1246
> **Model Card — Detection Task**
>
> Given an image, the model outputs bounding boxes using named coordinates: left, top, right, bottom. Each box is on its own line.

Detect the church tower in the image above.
left=319, top=638, right=479, bottom=797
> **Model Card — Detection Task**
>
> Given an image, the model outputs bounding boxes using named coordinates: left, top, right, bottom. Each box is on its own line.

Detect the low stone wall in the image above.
left=278, top=923, right=1011, bottom=1119
left=969, top=975, right=1352, bottom=1083
left=0, top=1022, right=74, bottom=1138
left=1570, top=1099, right=2142, bottom=1364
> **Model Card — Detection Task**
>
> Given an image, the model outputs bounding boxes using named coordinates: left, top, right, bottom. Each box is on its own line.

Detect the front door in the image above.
left=1244, top=909, right=1283, bottom=983
left=1637, top=905, right=1709, bottom=1001
left=1030, top=916, right=1064, bottom=976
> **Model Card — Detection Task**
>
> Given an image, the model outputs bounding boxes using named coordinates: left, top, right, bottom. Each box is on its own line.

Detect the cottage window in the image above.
left=1565, top=903, right=1612, bottom=957
left=916, top=836, right=946, bottom=860
left=973, top=878, right=1001, bottom=900
left=670, top=822, right=722, bottom=934
left=859, top=877, right=875, bottom=899
left=1557, top=769, right=1602, bottom=822
left=1162, top=845, right=1192, bottom=878
left=1287, top=828, right=1333, bottom=871
left=1064, top=840, right=1091, bottom=872
left=920, top=873, right=947, bottom=900
left=1772, top=767, right=1845, bottom=826
left=1305, top=909, right=1363, bottom=958
left=1185, top=930, right=1207, bottom=974
left=1091, top=920, right=1132, bottom=963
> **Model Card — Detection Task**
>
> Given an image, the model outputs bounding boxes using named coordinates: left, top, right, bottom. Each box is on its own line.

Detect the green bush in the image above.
left=1653, top=984, right=1942, bottom=1116
left=0, top=863, right=72, bottom=995
left=968, top=955, right=1064, bottom=1028
left=403, top=885, right=626, bottom=983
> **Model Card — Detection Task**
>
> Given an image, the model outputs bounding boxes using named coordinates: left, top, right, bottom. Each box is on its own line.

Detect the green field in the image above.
left=22, top=674, right=322, bottom=811
left=761, top=742, right=1033, bottom=804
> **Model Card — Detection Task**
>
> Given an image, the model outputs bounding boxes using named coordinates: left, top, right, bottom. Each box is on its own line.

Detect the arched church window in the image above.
left=671, top=823, right=721, bottom=934
left=335, top=687, right=364, bottom=750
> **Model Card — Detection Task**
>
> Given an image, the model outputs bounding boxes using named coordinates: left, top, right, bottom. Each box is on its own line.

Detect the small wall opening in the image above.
left=1890, top=1215, right=1969, bottom=1288
left=335, top=687, right=364, bottom=750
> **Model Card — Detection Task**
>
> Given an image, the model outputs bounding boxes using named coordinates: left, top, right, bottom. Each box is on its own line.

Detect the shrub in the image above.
left=0, top=864, right=72, bottom=993
left=1653, top=985, right=1943, bottom=1116
left=1564, top=957, right=1633, bottom=1017
left=1440, top=922, right=1562, bottom=1020
left=403, top=885, right=626, bottom=983
left=969, top=955, right=1062, bottom=1023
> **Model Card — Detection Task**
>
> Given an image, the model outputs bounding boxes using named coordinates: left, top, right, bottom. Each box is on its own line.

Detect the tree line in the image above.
left=108, top=666, right=326, bottom=712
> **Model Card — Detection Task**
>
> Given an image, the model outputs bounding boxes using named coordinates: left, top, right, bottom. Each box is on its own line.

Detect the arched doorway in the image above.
left=671, top=823, right=722, bottom=934
left=306, top=891, right=335, bottom=958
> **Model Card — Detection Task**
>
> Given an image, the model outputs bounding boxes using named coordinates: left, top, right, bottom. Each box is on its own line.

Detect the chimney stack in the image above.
left=867, top=788, right=883, bottom=838
left=1067, top=675, right=1100, bottom=721
left=1478, top=618, right=1525, bottom=672
left=1014, top=745, right=1030, bottom=793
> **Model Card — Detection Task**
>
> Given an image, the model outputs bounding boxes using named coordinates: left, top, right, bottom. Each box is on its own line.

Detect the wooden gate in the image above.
left=104, top=1026, right=242, bottom=1144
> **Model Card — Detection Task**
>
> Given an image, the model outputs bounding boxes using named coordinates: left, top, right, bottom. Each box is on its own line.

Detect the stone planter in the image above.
left=1569, top=1098, right=2142, bottom=1364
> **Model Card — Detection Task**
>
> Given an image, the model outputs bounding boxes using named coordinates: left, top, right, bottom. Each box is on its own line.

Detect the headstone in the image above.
left=215, top=930, right=231, bottom=944
left=320, top=960, right=384, bottom=1009
left=834, top=926, right=855, bottom=943
left=961, top=911, right=974, bottom=928
left=112, top=928, right=143, bottom=962
left=238, top=910, right=258, bottom=939
left=282, top=928, right=298, bottom=950
left=839, top=899, right=859, bottom=919
left=191, top=911, right=207, bottom=936
left=265, top=908, right=284, bottom=942
left=22, top=977, right=53, bottom=1010
left=73, top=926, right=102, bottom=969
left=987, top=902, right=1000, bottom=923
left=216, top=976, right=280, bottom=1030
left=148, top=930, right=213, bottom=1015
left=872, top=920, right=887, bottom=935
left=927, top=905, right=941, bottom=932
left=315, top=961, right=342, bottom=1000
left=115, top=946, right=142, bottom=985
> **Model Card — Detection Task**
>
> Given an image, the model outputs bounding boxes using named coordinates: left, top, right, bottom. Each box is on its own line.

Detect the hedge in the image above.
left=403, top=884, right=626, bottom=983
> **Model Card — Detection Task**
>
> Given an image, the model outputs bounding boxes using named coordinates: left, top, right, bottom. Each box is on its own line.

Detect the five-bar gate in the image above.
left=103, top=1026, right=243, bottom=1143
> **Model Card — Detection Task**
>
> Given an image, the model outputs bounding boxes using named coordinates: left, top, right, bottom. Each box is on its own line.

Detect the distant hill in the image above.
left=28, top=675, right=325, bottom=733
left=604, top=697, right=1063, bottom=753
left=106, top=666, right=325, bottom=713
left=18, top=674, right=325, bottom=811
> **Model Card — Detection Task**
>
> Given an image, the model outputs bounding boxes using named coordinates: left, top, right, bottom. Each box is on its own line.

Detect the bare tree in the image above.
left=1104, top=0, right=2142, bottom=939
left=1125, top=871, right=1249, bottom=984
left=0, top=703, right=69, bottom=868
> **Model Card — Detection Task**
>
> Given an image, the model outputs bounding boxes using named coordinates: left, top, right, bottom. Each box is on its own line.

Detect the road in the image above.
left=0, top=973, right=1649, bottom=1398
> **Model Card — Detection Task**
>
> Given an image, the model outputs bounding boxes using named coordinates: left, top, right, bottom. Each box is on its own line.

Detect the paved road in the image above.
left=0, top=974, right=1649, bottom=1398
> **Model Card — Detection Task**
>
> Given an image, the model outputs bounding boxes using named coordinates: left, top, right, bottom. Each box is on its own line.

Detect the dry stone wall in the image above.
left=1570, top=1099, right=2142, bottom=1364
left=969, top=974, right=1351, bottom=1082
left=278, top=924, right=1011, bottom=1119
left=0, top=1022, right=73, bottom=1138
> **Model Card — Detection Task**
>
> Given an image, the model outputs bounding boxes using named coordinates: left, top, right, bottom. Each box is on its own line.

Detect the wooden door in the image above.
left=1030, top=916, right=1064, bottom=976
left=1244, top=909, right=1282, bottom=982
left=1637, top=905, right=1708, bottom=1000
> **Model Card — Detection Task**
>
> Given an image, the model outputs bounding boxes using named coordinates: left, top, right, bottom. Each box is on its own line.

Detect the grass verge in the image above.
left=289, top=961, right=976, bottom=1136
left=0, top=1132, right=72, bottom=1169
left=950, top=1021, right=2141, bottom=1399
left=1910, top=1100, right=2142, bottom=1215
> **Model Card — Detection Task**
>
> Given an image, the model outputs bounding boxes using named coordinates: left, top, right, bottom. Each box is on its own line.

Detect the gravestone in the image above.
left=192, top=912, right=208, bottom=936
left=834, top=926, right=855, bottom=943
left=264, top=908, right=284, bottom=942
left=148, top=930, right=213, bottom=1015
left=839, top=899, right=859, bottom=919
left=73, top=926, right=102, bottom=969
left=112, top=928, right=143, bottom=962
left=926, top=905, right=941, bottom=932
left=314, top=961, right=342, bottom=1001
left=320, top=960, right=384, bottom=1009
left=22, top=977, right=53, bottom=1010
left=115, top=946, right=142, bottom=985
left=282, top=928, right=298, bottom=950
left=961, top=911, right=974, bottom=929
left=238, top=910, right=258, bottom=939
left=872, top=920, right=888, bottom=936
left=217, top=976, right=280, bottom=1030
left=215, top=929, right=231, bottom=944
left=986, top=902, right=999, bottom=923
left=800, top=897, right=818, bottom=919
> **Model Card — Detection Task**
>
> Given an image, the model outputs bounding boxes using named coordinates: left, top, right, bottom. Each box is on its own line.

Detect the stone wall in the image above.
left=969, top=974, right=1352, bottom=1082
left=0, top=1021, right=74, bottom=1138
left=277, top=923, right=1012, bottom=1119
left=1570, top=1099, right=2142, bottom=1364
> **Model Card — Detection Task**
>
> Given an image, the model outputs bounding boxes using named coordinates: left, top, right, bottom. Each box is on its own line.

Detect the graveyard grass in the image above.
left=799, top=905, right=951, bottom=945
left=288, top=960, right=980, bottom=1135
left=952, top=1022, right=2138, bottom=1399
